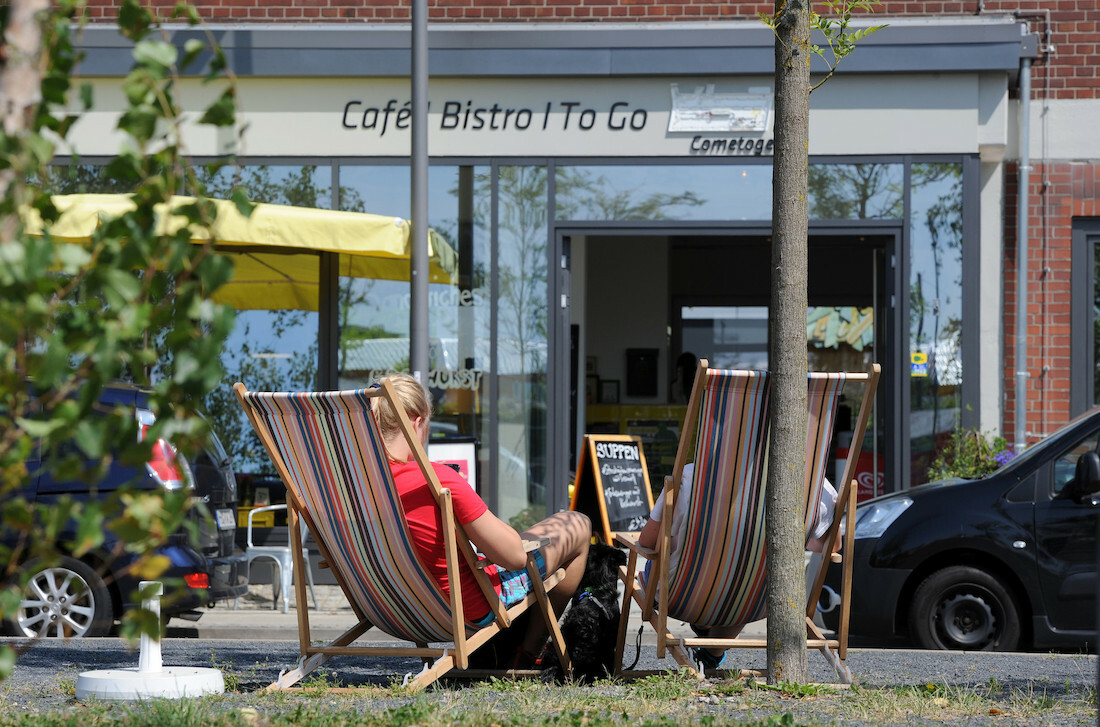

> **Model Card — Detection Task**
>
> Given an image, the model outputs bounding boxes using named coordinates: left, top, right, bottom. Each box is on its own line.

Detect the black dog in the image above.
left=541, top=542, right=628, bottom=683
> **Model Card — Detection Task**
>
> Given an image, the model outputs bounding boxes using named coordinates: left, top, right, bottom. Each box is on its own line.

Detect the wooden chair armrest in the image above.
left=473, top=538, right=550, bottom=570
left=613, top=532, right=657, bottom=560
left=523, top=537, right=550, bottom=552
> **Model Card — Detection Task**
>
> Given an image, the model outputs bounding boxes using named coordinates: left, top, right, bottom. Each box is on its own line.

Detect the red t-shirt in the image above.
left=390, top=460, right=501, bottom=621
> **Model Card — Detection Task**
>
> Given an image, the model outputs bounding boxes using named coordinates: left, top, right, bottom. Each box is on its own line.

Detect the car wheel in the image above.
left=909, top=565, right=1020, bottom=651
left=3, top=557, right=114, bottom=638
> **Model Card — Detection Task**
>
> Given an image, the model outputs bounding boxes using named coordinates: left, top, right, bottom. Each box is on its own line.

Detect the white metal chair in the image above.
left=235, top=504, right=317, bottom=613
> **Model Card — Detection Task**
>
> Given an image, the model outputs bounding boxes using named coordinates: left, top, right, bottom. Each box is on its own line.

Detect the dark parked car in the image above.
left=823, top=407, right=1099, bottom=652
left=2, top=383, right=247, bottom=638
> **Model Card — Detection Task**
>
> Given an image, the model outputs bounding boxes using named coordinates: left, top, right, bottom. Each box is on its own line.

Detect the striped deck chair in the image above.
left=613, top=360, right=880, bottom=684
left=234, top=379, right=570, bottom=692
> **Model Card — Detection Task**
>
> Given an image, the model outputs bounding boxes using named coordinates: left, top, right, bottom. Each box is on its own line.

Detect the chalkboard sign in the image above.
left=569, top=434, right=654, bottom=544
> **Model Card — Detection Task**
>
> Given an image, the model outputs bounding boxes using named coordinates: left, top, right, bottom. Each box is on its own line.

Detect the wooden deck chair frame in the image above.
left=613, top=360, right=880, bottom=684
left=234, top=379, right=571, bottom=692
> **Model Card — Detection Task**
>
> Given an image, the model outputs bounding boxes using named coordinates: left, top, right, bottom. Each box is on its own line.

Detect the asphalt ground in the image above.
left=0, top=586, right=1096, bottom=722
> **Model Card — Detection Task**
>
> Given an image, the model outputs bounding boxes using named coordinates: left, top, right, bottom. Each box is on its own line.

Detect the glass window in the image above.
left=496, top=166, right=549, bottom=525
left=1094, top=242, right=1100, bottom=406
left=39, top=163, right=331, bottom=483
left=681, top=305, right=769, bottom=370
left=909, top=163, right=964, bottom=485
left=555, top=164, right=771, bottom=221
left=198, top=165, right=329, bottom=479
left=1052, top=432, right=1100, bottom=496
left=674, top=302, right=880, bottom=497
left=337, top=165, right=492, bottom=502
left=37, top=163, right=134, bottom=194
left=808, top=163, right=904, bottom=220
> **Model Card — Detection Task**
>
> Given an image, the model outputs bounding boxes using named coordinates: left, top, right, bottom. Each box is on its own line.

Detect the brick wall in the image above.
left=1004, top=161, right=1100, bottom=442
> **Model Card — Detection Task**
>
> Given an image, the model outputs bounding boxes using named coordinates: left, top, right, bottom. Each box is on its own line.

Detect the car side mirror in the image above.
left=1068, top=451, right=1100, bottom=504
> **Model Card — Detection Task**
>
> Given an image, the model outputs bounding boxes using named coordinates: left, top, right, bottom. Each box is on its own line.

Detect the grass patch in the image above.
left=0, top=668, right=1093, bottom=727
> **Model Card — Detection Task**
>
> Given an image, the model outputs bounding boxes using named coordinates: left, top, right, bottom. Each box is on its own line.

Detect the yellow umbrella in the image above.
left=21, top=194, right=458, bottom=311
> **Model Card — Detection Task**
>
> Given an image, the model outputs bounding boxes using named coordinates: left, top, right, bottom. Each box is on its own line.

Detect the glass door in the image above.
left=671, top=235, right=888, bottom=498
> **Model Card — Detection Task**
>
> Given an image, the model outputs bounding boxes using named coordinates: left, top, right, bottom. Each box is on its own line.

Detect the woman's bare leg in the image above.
left=518, top=510, right=591, bottom=655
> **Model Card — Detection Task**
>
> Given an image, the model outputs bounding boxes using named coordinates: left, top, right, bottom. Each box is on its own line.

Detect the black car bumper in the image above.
left=821, top=539, right=911, bottom=645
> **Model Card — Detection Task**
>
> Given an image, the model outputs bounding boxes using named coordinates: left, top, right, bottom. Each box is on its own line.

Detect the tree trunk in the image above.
left=767, top=0, right=811, bottom=685
left=0, top=0, right=48, bottom=225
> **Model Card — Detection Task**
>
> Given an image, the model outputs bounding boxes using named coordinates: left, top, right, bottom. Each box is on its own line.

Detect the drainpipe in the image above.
left=1014, top=56, right=1031, bottom=453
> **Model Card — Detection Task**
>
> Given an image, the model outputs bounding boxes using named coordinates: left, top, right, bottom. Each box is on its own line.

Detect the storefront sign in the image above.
left=668, top=83, right=772, bottom=133
left=332, top=79, right=775, bottom=157
left=70, top=74, right=986, bottom=158
left=342, top=99, right=650, bottom=135
left=360, top=368, right=483, bottom=390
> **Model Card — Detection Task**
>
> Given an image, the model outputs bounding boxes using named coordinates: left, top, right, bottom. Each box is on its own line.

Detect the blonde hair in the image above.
left=370, top=373, right=432, bottom=442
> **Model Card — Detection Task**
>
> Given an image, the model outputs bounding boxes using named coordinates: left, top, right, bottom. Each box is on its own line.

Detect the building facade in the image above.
left=70, top=1, right=1100, bottom=524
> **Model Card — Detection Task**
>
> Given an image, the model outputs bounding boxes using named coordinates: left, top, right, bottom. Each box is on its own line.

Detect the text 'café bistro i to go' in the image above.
left=70, top=19, right=1027, bottom=524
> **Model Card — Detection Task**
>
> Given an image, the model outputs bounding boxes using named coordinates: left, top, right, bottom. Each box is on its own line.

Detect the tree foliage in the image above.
left=761, top=0, right=886, bottom=92
left=0, top=0, right=241, bottom=680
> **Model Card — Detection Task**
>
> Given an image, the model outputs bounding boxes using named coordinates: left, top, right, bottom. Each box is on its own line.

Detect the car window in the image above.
left=1051, top=431, right=1100, bottom=495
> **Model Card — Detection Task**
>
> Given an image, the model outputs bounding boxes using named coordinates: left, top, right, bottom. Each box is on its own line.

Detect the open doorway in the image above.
left=571, top=232, right=892, bottom=504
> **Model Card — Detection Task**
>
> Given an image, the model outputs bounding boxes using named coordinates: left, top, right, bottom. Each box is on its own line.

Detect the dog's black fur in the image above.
left=540, top=542, right=628, bottom=683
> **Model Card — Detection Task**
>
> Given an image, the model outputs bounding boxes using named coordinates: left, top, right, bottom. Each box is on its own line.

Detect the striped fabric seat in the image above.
left=236, top=379, right=572, bottom=691
left=241, top=388, right=458, bottom=644
left=803, top=373, right=847, bottom=542
left=615, top=359, right=879, bottom=684
left=665, top=369, right=772, bottom=627
left=664, top=370, right=846, bottom=628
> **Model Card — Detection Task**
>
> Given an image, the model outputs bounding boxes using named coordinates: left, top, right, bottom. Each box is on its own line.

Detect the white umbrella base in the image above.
left=75, top=667, right=224, bottom=701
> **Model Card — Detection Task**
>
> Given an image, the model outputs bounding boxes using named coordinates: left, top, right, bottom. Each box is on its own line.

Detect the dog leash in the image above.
left=626, top=624, right=643, bottom=671
left=575, top=589, right=614, bottom=620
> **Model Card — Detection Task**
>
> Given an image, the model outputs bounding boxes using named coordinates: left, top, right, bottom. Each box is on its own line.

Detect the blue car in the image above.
left=2, top=383, right=248, bottom=638
left=822, top=407, right=1099, bottom=651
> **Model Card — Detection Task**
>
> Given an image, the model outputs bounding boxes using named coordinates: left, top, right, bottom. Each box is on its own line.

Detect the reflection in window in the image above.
left=1053, top=432, right=1100, bottom=495
left=1094, top=242, right=1100, bottom=406
left=808, top=163, right=904, bottom=219
left=337, top=165, right=492, bottom=502
left=555, top=165, right=768, bottom=221
left=909, top=163, right=964, bottom=485
left=495, top=167, right=549, bottom=524
left=37, top=163, right=134, bottom=194
left=198, top=165, right=329, bottom=476
left=681, top=306, right=769, bottom=370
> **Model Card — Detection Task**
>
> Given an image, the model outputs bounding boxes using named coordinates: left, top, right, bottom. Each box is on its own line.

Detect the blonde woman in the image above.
left=371, top=373, right=591, bottom=669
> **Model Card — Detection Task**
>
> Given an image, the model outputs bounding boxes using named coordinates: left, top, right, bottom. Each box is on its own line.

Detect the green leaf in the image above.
left=117, top=0, right=153, bottom=41
left=41, top=76, right=70, bottom=105
left=197, top=90, right=236, bottom=127
left=71, top=502, right=106, bottom=557
left=80, top=82, right=94, bottom=110
left=230, top=188, right=255, bottom=217
left=55, top=241, right=92, bottom=273
left=173, top=2, right=203, bottom=25
left=122, top=72, right=155, bottom=106
left=118, top=106, right=159, bottom=142
left=0, top=646, right=15, bottom=682
left=36, top=336, right=71, bottom=386
left=181, top=38, right=205, bottom=69
left=15, top=417, right=65, bottom=439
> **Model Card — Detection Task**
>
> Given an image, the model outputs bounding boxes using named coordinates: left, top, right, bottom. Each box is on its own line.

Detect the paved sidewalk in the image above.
left=174, top=585, right=768, bottom=644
